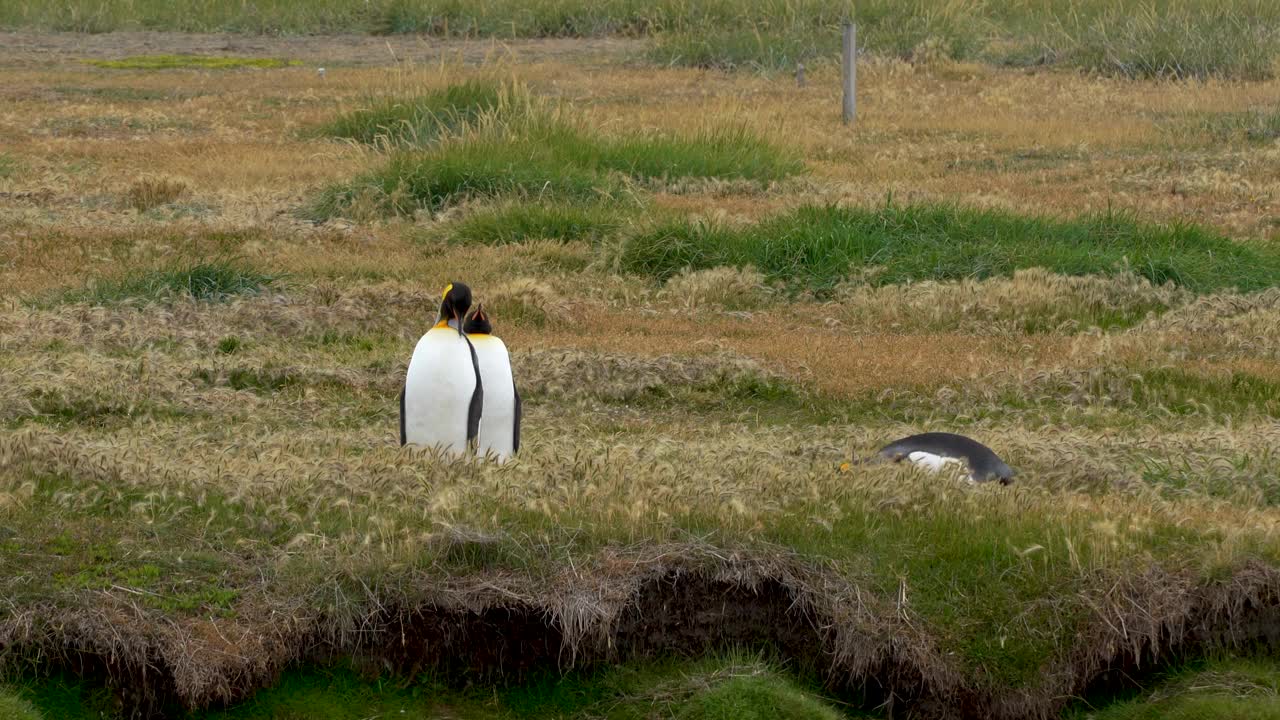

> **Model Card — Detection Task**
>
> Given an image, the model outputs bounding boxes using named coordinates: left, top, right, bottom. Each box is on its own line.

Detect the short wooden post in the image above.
left=842, top=21, right=857, bottom=124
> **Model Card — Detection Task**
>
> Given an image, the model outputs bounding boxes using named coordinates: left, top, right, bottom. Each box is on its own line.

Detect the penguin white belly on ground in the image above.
left=905, top=450, right=967, bottom=475
left=400, top=283, right=483, bottom=456
left=464, top=304, right=521, bottom=462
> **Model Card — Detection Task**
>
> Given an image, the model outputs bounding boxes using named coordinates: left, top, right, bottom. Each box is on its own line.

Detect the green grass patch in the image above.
left=1196, top=108, right=1280, bottom=144
left=449, top=201, right=630, bottom=245
left=12, top=675, right=116, bottom=720
left=0, top=690, right=43, bottom=720
left=86, top=55, right=300, bottom=70
left=62, top=261, right=276, bottom=305
left=618, top=203, right=1280, bottom=293
left=16, top=655, right=853, bottom=719
left=1067, top=654, right=1280, bottom=720
left=1133, top=367, right=1280, bottom=419
left=310, top=118, right=801, bottom=220
left=1058, top=3, right=1280, bottom=80
left=182, top=653, right=847, bottom=719
left=0, top=152, right=22, bottom=180
left=311, top=78, right=508, bottom=148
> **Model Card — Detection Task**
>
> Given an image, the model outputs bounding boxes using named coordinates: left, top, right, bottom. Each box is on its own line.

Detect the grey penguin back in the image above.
left=877, top=432, right=1015, bottom=484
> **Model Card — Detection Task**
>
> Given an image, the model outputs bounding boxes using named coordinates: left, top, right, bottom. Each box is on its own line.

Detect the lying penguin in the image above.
left=871, top=432, right=1016, bottom=485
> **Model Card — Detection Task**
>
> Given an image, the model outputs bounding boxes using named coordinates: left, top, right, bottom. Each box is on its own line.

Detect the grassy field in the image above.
left=1, top=25, right=1279, bottom=720
left=3, top=0, right=1280, bottom=79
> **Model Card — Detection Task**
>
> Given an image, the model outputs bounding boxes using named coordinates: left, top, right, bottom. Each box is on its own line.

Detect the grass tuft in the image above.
left=449, top=201, right=629, bottom=246
left=619, top=203, right=1280, bottom=293
left=483, top=278, right=573, bottom=327
left=86, top=55, right=300, bottom=70
left=311, top=78, right=509, bottom=148
left=661, top=265, right=774, bottom=311
left=123, top=176, right=189, bottom=212
left=63, top=261, right=275, bottom=305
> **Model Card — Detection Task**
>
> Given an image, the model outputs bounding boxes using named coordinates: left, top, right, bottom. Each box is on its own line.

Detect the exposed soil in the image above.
left=0, top=31, right=638, bottom=69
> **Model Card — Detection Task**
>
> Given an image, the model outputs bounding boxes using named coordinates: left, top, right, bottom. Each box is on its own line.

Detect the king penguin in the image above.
left=874, top=432, right=1016, bottom=485
left=463, top=303, right=521, bottom=462
left=400, top=282, right=483, bottom=455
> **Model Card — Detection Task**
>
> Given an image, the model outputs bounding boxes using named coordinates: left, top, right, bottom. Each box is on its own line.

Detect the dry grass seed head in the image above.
left=661, top=265, right=774, bottom=311
left=123, top=175, right=190, bottom=212
left=484, top=278, right=573, bottom=327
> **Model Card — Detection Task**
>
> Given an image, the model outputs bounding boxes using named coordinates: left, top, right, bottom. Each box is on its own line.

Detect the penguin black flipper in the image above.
left=512, top=382, right=522, bottom=454
left=465, top=336, right=484, bottom=447
left=398, top=383, right=407, bottom=447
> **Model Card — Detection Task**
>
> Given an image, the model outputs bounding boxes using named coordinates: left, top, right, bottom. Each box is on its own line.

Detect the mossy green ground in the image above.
left=8, top=655, right=857, bottom=720
left=1066, top=655, right=1280, bottom=720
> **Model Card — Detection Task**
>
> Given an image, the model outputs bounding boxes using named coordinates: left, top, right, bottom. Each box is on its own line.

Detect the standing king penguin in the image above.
left=400, top=282, right=483, bottom=455
left=463, top=303, right=521, bottom=462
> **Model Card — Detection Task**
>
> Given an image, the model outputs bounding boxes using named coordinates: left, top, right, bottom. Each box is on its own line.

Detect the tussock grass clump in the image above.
left=311, top=78, right=508, bottom=149
left=123, top=176, right=189, bottom=212
left=449, top=201, right=629, bottom=246
left=86, top=55, right=299, bottom=70
left=620, top=203, right=1280, bottom=294
left=481, top=278, right=573, bottom=327
left=312, top=114, right=802, bottom=220
left=65, top=261, right=275, bottom=305
left=661, top=265, right=774, bottom=311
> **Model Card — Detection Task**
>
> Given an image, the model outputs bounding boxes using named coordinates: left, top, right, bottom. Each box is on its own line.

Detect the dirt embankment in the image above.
left=3, top=548, right=1280, bottom=719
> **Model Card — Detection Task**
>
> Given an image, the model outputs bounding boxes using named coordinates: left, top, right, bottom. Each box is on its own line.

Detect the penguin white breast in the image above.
left=403, top=328, right=477, bottom=455
left=905, top=451, right=966, bottom=474
left=469, top=335, right=517, bottom=462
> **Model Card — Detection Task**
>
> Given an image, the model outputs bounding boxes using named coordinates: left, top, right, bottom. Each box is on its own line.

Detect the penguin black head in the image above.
left=438, top=282, right=472, bottom=336
left=464, top=303, right=493, bottom=335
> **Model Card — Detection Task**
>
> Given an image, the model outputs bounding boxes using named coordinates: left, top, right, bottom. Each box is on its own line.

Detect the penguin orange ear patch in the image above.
left=442, top=283, right=454, bottom=300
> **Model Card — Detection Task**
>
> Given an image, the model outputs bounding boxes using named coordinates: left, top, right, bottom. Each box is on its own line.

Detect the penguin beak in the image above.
left=453, top=308, right=463, bottom=336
